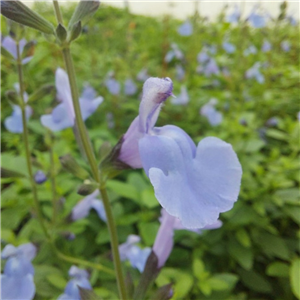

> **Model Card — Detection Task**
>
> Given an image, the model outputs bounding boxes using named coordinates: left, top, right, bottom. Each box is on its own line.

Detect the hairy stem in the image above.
left=16, top=42, right=50, bottom=239
left=52, top=2, right=127, bottom=299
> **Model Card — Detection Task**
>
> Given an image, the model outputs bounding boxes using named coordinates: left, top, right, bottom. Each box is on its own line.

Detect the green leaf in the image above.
left=1, top=167, right=26, bottom=178
left=266, top=129, right=288, bottom=141
left=79, top=287, right=102, bottom=300
left=0, top=1, right=55, bottom=34
left=239, top=269, right=272, bottom=293
left=228, top=239, right=253, bottom=270
left=46, top=274, right=67, bottom=289
left=141, top=188, right=159, bottom=208
left=235, top=229, right=251, bottom=248
left=266, top=262, right=289, bottom=277
left=27, top=84, right=55, bottom=103
left=106, top=180, right=139, bottom=202
left=138, top=222, right=159, bottom=246
left=193, top=259, right=209, bottom=280
left=68, top=0, right=100, bottom=29
left=290, top=258, right=300, bottom=299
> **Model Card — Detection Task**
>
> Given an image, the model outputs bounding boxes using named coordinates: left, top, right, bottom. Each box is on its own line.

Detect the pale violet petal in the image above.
left=2, top=36, right=17, bottom=59
left=124, top=78, right=137, bottom=95
left=81, top=84, right=97, bottom=100
left=171, top=86, right=189, bottom=105
left=79, top=96, right=103, bottom=121
left=91, top=199, right=107, bottom=222
left=4, top=256, right=34, bottom=276
left=139, top=135, right=242, bottom=229
left=18, top=243, right=37, bottom=261
left=69, top=266, right=89, bottom=279
left=1, top=274, right=35, bottom=300
left=55, top=68, right=75, bottom=119
left=1, top=245, right=18, bottom=259
left=64, top=278, right=92, bottom=299
left=106, top=78, right=120, bottom=95
left=127, top=245, right=151, bottom=272
left=178, top=21, right=193, bottom=36
left=41, top=103, right=74, bottom=131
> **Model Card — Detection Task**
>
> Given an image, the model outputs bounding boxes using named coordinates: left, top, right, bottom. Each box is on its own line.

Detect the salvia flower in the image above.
left=1, top=36, right=33, bottom=64
left=34, top=170, right=47, bottom=184
left=245, top=62, right=264, bottom=84
left=136, top=68, right=149, bottom=82
left=4, top=83, right=32, bottom=133
left=203, top=58, right=220, bottom=76
left=287, top=15, right=297, bottom=26
left=175, top=64, right=185, bottom=81
left=171, top=86, right=189, bottom=105
left=124, top=78, right=137, bottom=95
left=105, top=77, right=121, bottom=95
left=223, top=41, right=236, bottom=54
left=200, top=98, right=223, bottom=126
left=262, top=40, right=272, bottom=52
left=72, top=190, right=106, bottom=222
left=197, top=50, right=210, bottom=64
left=266, top=117, right=279, bottom=127
left=1, top=243, right=37, bottom=300
left=153, top=209, right=222, bottom=267
left=178, top=20, right=193, bottom=36
left=118, top=77, right=242, bottom=229
left=41, top=68, right=103, bottom=131
left=165, top=43, right=184, bottom=63
left=226, top=5, right=240, bottom=24
left=119, top=235, right=151, bottom=272
left=244, top=45, right=257, bottom=56
left=281, top=41, right=290, bottom=52
left=58, top=266, right=92, bottom=300
left=248, top=9, right=266, bottom=28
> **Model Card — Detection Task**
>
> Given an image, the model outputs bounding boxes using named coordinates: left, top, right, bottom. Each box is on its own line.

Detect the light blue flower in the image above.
left=178, top=20, right=193, bottom=36
left=41, top=68, right=103, bottom=131
left=124, top=78, right=137, bottom=95
left=1, top=243, right=37, bottom=300
left=58, top=266, right=92, bottom=300
left=105, top=77, right=120, bottom=95
left=4, top=84, right=32, bottom=134
left=200, top=98, right=223, bottom=126
left=1, top=36, right=33, bottom=64
left=136, top=68, right=149, bottom=82
left=248, top=9, right=267, bottom=28
left=281, top=41, right=290, bottom=52
left=165, top=43, right=184, bottom=63
left=118, top=77, right=242, bottom=229
left=223, top=41, right=236, bottom=54
left=262, top=40, right=272, bottom=52
left=72, top=190, right=106, bottom=222
left=204, top=58, right=220, bottom=76
left=197, top=50, right=210, bottom=64
left=171, top=86, right=189, bottom=105
left=245, top=62, right=264, bottom=84
left=34, top=170, right=47, bottom=184
left=153, top=209, right=222, bottom=267
left=119, top=235, right=151, bottom=272
left=226, top=5, right=240, bottom=24
left=175, top=64, right=185, bottom=81
left=287, top=15, right=297, bottom=26
left=244, top=45, right=257, bottom=56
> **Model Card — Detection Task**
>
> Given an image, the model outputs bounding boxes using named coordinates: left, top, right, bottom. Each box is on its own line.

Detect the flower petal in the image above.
left=18, top=243, right=37, bottom=261
left=140, top=134, right=242, bottom=229
left=127, top=245, right=151, bottom=272
left=4, top=257, right=34, bottom=276
left=1, top=274, right=35, bottom=300
left=79, top=96, right=103, bottom=121
left=2, top=36, right=17, bottom=59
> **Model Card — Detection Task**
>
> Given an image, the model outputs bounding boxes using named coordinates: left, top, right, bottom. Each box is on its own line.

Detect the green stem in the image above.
left=53, top=0, right=63, bottom=24
left=54, top=248, right=115, bottom=276
left=48, top=132, right=58, bottom=225
left=52, top=2, right=127, bottom=299
left=16, top=43, right=50, bottom=240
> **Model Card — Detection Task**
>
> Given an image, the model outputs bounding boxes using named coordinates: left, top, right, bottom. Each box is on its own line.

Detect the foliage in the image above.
left=1, top=2, right=299, bottom=300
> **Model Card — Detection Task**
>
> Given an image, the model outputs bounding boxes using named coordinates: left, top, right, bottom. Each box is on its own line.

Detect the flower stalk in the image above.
left=52, top=2, right=127, bottom=299
left=16, top=41, right=50, bottom=240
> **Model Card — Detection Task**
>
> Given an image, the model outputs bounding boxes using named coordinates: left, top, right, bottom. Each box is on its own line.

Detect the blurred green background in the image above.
left=1, top=2, right=299, bottom=300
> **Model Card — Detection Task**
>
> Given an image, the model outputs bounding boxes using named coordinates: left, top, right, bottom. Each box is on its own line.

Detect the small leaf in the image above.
left=59, top=154, right=90, bottom=180
left=266, top=262, right=289, bottom=277
left=68, top=0, right=100, bottom=29
left=1, top=1, right=55, bottom=34
left=290, top=258, right=300, bottom=299
left=27, top=84, right=55, bottom=103
left=1, top=45, right=15, bottom=60
left=79, top=287, right=102, bottom=300
left=1, top=167, right=26, bottom=178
